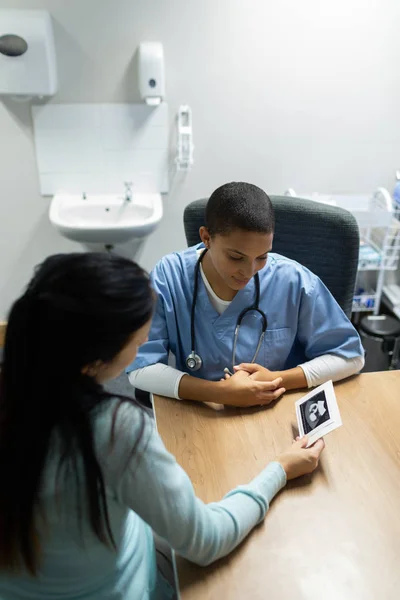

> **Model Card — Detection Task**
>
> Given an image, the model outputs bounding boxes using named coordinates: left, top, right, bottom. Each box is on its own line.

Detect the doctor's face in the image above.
left=201, top=228, right=273, bottom=291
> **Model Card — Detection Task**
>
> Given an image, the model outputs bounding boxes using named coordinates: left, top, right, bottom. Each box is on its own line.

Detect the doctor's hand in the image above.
left=233, top=363, right=277, bottom=382
left=218, top=369, right=285, bottom=407
left=233, top=363, right=308, bottom=391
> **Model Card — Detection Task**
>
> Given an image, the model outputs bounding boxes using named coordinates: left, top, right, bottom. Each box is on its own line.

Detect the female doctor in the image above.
left=127, top=182, right=364, bottom=408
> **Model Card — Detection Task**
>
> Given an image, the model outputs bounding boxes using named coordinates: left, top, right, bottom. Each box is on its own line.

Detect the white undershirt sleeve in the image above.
left=129, top=364, right=225, bottom=410
left=298, top=354, right=365, bottom=388
left=128, top=363, right=186, bottom=399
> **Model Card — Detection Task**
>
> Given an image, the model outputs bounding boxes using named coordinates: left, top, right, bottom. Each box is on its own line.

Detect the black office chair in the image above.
left=183, top=195, right=360, bottom=318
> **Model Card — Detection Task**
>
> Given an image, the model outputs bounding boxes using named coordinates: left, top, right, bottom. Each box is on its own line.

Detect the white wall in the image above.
left=1, top=0, right=399, bottom=318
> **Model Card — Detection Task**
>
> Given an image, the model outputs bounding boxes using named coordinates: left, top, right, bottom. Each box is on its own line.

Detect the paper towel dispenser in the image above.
left=0, top=9, right=57, bottom=97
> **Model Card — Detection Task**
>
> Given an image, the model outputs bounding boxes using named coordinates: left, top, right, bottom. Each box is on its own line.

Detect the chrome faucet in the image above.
left=124, top=181, right=133, bottom=202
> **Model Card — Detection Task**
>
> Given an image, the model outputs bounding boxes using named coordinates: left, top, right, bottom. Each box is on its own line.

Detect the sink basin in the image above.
left=49, top=193, right=163, bottom=244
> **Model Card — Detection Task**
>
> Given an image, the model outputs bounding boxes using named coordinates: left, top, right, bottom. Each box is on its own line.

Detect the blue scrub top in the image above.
left=128, top=244, right=363, bottom=380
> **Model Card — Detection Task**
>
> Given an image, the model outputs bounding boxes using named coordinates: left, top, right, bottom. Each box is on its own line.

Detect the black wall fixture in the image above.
left=0, top=34, right=28, bottom=57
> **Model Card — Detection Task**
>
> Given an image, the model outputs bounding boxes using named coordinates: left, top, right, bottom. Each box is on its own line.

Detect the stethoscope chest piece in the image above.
left=186, top=352, right=202, bottom=371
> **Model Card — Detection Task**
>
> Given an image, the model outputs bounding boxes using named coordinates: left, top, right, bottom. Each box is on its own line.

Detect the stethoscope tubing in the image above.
left=187, top=247, right=268, bottom=371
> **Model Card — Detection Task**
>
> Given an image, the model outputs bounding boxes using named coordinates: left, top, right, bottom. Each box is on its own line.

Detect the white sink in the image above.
left=49, top=193, right=163, bottom=244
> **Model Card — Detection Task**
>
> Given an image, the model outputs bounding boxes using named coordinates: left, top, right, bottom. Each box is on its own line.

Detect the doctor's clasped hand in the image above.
left=215, top=369, right=286, bottom=407
left=232, top=362, right=308, bottom=391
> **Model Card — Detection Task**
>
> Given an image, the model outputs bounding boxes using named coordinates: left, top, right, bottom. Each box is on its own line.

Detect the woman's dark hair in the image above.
left=0, top=252, right=154, bottom=575
left=205, top=181, right=275, bottom=236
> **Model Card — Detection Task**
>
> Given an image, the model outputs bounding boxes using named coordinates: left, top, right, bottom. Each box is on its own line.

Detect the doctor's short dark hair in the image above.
left=205, top=182, right=275, bottom=236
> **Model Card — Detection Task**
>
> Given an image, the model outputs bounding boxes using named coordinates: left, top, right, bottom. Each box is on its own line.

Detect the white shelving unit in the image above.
left=284, top=188, right=400, bottom=315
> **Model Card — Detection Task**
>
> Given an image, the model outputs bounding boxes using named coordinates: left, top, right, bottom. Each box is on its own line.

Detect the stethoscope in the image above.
left=185, top=248, right=268, bottom=372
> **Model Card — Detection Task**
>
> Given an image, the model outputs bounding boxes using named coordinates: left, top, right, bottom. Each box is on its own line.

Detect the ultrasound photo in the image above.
left=299, top=390, right=331, bottom=434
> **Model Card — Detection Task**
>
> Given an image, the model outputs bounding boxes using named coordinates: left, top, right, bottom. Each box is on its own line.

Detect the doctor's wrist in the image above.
left=178, top=374, right=221, bottom=404
left=273, top=367, right=307, bottom=391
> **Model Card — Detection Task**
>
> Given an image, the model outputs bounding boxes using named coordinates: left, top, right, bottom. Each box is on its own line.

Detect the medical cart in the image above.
left=284, top=188, right=400, bottom=316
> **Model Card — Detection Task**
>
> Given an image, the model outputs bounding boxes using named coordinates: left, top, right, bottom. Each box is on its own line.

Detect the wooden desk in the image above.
left=154, top=372, right=400, bottom=600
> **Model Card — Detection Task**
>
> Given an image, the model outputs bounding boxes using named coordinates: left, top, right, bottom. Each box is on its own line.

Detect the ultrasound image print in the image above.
left=299, top=390, right=331, bottom=434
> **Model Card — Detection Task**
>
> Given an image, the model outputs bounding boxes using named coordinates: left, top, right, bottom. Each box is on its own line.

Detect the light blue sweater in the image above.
left=0, top=400, right=286, bottom=599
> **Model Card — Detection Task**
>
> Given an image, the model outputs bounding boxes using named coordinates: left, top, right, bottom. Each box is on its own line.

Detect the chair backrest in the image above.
left=183, top=195, right=359, bottom=317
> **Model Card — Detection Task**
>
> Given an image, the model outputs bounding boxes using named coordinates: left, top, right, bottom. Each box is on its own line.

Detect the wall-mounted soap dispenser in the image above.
left=138, top=42, right=165, bottom=106
left=0, top=9, right=57, bottom=97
